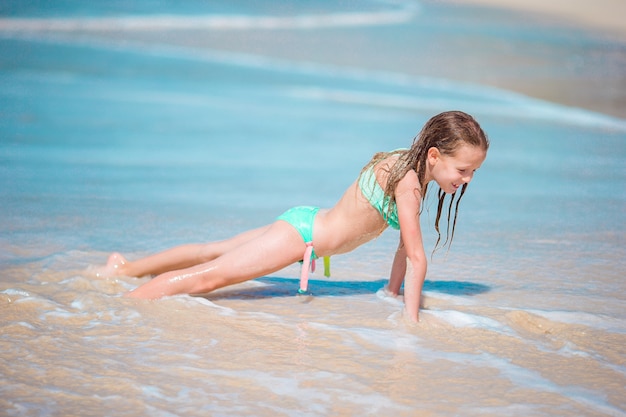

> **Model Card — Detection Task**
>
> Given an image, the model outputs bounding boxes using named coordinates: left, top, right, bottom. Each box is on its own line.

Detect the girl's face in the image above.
left=427, top=144, right=487, bottom=194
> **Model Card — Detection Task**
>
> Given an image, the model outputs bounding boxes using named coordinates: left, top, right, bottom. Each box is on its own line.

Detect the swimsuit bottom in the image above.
left=276, top=206, right=319, bottom=259
left=276, top=206, right=329, bottom=294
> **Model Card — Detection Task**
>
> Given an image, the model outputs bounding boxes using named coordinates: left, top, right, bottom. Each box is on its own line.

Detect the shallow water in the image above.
left=1, top=1, right=625, bottom=416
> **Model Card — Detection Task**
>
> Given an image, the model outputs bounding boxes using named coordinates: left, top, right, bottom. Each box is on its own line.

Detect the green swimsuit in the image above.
left=276, top=161, right=400, bottom=294
left=276, top=206, right=319, bottom=259
left=358, top=166, right=400, bottom=230
left=276, top=206, right=321, bottom=294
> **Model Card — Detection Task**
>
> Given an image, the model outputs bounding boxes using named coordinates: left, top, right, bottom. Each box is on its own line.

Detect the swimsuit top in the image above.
left=358, top=165, right=400, bottom=230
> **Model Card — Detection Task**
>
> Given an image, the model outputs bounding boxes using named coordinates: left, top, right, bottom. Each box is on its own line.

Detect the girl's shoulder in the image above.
left=375, top=150, right=406, bottom=171
left=395, top=169, right=423, bottom=202
left=396, top=168, right=419, bottom=189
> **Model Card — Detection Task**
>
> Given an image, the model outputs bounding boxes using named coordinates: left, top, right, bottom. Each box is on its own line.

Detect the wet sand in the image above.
left=446, top=0, right=626, bottom=39
left=438, top=0, right=626, bottom=118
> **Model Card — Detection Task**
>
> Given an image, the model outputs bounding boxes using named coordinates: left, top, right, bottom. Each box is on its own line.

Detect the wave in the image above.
left=287, top=86, right=626, bottom=131
left=10, top=27, right=625, bottom=132
left=2, top=3, right=623, bottom=131
left=0, top=4, right=419, bottom=32
left=527, top=309, right=626, bottom=335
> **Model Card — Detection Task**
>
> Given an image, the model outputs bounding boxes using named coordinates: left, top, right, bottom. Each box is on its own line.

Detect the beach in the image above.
left=1, top=1, right=625, bottom=416
left=436, top=0, right=626, bottom=119
left=446, top=0, right=626, bottom=39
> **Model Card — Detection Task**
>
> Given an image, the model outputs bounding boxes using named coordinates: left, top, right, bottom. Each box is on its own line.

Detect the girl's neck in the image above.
left=419, top=162, right=434, bottom=194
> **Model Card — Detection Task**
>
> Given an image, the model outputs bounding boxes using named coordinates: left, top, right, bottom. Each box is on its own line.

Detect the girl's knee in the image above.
left=197, top=243, right=222, bottom=263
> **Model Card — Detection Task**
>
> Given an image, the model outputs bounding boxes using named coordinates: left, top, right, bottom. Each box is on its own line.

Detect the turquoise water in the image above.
left=1, top=1, right=625, bottom=416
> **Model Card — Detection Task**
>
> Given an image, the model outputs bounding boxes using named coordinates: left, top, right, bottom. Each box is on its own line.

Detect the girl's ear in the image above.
left=427, top=147, right=440, bottom=164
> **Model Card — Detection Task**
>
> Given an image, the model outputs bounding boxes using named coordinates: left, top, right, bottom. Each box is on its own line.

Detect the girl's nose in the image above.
left=462, top=173, right=474, bottom=184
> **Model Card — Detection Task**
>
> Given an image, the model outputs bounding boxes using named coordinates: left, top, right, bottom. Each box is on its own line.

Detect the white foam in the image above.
left=375, top=286, right=403, bottom=306
left=556, top=341, right=591, bottom=358
left=142, top=385, right=167, bottom=400
left=40, top=308, right=75, bottom=320
left=492, top=357, right=626, bottom=417
left=429, top=351, right=626, bottom=417
left=287, top=86, right=626, bottom=131
left=427, top=309, right=513, bottom=334
left=174, top=295, right=237, bottom=316
left=15, top=321, right=37, bottom=330
left=528, top=309, right=626, bottom=334
left=1, top=288, right=31, bottom=298
left=422, top=290, right=476, bottom=306
left=356, top=326, right=422, bottom=351
left=12, top=293, right=66, bottom=310
left=0, top=4, right=419, bottom=32
left=205, top=368, right=410, bottom=414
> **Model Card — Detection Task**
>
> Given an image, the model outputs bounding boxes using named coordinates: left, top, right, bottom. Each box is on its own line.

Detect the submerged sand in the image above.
left=1, top=2, right=625, bottom=415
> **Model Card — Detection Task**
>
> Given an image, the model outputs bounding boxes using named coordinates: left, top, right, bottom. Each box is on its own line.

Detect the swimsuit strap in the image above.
left=297, top=244, right=331, bottom=295
left=298, top=242, right=315, bottom=294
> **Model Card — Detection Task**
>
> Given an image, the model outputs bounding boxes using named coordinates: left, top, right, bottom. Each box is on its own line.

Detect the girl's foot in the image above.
left=95, top=252, right=129, bottom=278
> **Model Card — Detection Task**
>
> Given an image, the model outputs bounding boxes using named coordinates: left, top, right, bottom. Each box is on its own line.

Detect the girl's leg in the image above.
left=102, top=226, right=271, bottom=278
left=126, top=221, right=305, bottom=299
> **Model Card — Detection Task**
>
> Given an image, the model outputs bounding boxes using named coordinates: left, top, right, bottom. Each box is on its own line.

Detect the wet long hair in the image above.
left=359, top=110, right=489, bottom=251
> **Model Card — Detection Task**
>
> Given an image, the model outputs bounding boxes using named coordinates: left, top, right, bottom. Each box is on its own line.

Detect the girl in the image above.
left=100, top=110, right=488, bottom=322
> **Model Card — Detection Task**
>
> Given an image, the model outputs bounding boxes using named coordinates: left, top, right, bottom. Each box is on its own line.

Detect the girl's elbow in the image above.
left=407, top=247, right=426, bottom=262
left=407, top=251, right=427, bottom=269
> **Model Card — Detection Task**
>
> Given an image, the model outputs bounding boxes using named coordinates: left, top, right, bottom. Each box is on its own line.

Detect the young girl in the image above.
left=100, top=110, right=488, bottom=322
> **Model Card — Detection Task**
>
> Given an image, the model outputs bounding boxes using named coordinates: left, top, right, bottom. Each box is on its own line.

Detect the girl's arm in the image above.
left=394, top=171, right=427, bottom=322
left=387, top=238, right=407, bottom=295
